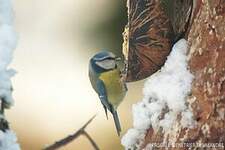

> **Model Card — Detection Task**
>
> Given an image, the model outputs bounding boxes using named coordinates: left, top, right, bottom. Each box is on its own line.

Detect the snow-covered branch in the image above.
left=0, top=0, right=20, bottom=149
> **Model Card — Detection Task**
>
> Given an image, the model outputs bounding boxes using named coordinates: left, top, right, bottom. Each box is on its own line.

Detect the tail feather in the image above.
left=112, top=111, right=121, bottom=136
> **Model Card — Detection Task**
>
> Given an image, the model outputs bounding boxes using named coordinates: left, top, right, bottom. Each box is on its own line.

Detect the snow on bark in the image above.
left=121, top=39, right=195, bottom=149
left=0, top=0, right=20, bottom=149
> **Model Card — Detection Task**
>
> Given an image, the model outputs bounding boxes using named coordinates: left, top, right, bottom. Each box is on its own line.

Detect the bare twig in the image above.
left=83, top=131, right=100, bottom=150
left=44, top=115, right=98, bottom=150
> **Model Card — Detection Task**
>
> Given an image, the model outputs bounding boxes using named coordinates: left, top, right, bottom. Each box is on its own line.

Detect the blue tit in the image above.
left=89, top=51, right=127, bottom=136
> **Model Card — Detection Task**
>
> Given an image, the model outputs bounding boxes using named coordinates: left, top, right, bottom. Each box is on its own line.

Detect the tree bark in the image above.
left=139, top=0, right=225, bottom=149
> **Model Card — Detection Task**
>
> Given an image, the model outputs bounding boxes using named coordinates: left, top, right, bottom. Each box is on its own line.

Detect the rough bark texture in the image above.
left=140, top=0, right=225, bottom=149
left=123, top=0, right=174, bottom=82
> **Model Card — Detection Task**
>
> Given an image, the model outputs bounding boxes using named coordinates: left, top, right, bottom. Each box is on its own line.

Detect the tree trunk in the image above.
left=122, top=0, right=225, bottom=149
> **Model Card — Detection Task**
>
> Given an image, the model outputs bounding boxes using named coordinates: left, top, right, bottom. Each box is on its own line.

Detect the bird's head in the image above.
left=90, top=51, right=120, bottom=73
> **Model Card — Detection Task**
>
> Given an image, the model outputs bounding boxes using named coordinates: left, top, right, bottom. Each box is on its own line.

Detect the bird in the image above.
left=89, top=51, right=127, bottom=136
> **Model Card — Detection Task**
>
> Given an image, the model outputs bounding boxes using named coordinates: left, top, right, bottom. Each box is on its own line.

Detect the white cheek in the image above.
left=96, top=59, right=116, bottom=69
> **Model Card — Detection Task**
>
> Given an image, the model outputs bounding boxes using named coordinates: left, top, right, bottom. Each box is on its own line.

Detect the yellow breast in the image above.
left=99, top=69, right=126, bottom=109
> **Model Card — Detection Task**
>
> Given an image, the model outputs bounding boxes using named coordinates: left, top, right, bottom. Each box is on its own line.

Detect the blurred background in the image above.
left=7, top=0, right=145, bottom=149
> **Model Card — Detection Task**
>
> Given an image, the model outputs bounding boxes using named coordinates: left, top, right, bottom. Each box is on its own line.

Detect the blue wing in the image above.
left=96, top=79, right=112, bottom=113
left=96, top=79, right=121, bottom=135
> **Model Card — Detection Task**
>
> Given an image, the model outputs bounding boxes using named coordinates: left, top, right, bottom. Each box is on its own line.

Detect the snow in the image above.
left=0, top=130, right=20, bottom=150
left=121, top=129, right=145, bottom=149
left=121, top=39, right=195, bottom=149
left=0, top=0, right=20, bottom=149
left=0, top=0, right=17, bottom=107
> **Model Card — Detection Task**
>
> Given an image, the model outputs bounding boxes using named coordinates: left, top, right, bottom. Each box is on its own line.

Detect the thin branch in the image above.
left=83, top=131, right=100, bottom=150
left=44, top=115, right=97, bottom=150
